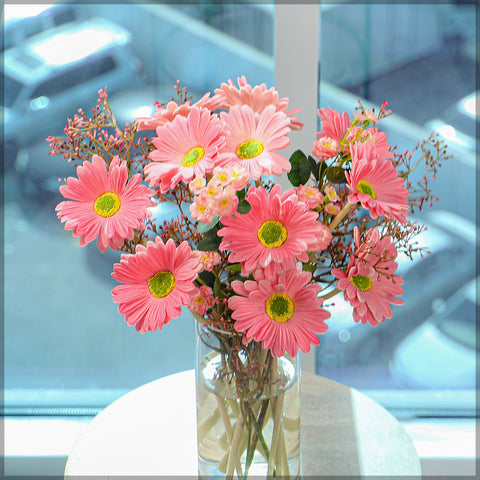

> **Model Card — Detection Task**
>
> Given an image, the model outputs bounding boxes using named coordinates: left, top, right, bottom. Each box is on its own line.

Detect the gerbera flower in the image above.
left=229, top=265, right=330, bottom=357
left=316, top=107, right=352, bottom=143
left=111, top=238, right=202, bottom=333
left=55, top=155, right=154, bottom=253
left=216, top=105, right=291, bottom=180
left=136, top=92, right=225, bottom=131
left=145, top=107, right=226, bottom=192
left=218, top=185, right=323, bottom=275
left=214, top=75, right=304, bottom=130
left=346, top=141, right=409, bottom=223
left=331, top=227, right=404, bottom=326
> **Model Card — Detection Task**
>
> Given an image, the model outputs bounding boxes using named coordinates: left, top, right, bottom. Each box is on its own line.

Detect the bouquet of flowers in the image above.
left=48, top=76, right=447, bottom=477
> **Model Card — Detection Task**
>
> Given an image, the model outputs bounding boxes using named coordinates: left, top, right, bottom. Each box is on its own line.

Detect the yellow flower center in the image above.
left=147, top=271, right=176, bottom=298
left=356, top=179, right=377, bottom=199
left=237, top=140, right=264, bottom=159
left=266, top=293, right=294, bottom=323
left=94, top=192, right=121, bottom=218
left=183, top=146, right=205, bottom=167
left=257, top=221, right=288, bottom=248
left=350, top=274, right=372, bottom=291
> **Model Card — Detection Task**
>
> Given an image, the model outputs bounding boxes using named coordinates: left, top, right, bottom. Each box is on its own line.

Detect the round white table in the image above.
left=64, top=370, right=421, bottom=477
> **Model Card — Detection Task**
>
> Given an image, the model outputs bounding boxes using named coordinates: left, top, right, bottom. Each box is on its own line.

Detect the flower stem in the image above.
left=226, top=412, right=245, bottom=477
left=267, top=392, right=285, bottom=476
left=329, top=201, right=354, bottom=232
left=216, top=396, right=244, bottom=478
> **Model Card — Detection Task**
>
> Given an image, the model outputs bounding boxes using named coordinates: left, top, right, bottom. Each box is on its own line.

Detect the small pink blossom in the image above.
left=215, top=187, right=239, bottom=216
left=325, top=203, right=341, bottom=215
left=189, top=176, right=206, bottom=195
left=325, top=185, right=340, bottom=203
left=193, top=250, right=222, bottom=271
left=296, top=184, right=324, bottom=209
left=354, top=109, right=379, bottom=124
left=312, top=136, right=341, bottom=160
left=190, top=195, right=215, bottom=224
left=189, top=285, right=215, bottom=315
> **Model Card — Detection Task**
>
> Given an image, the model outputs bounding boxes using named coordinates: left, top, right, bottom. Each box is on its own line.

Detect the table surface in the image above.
left=64, top=369, right=421, bottom=477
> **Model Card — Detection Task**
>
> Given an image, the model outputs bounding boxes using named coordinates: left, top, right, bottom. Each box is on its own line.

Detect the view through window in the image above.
left=3, top=2, right=477, bottom=423
left=316, top=2, right=477, bottom=417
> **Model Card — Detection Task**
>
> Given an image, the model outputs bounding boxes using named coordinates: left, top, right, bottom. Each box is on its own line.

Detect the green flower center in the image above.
left=350, top=274, right=372, bottom=291
left=356, top=179, right=377, bottom=199
left=94, top=192, right=121, bottom=218
left=237, top=139, right=264, bottom=159
left=257, top=220, right=288, bottom=248
left=147, top=271, right=176, bottom=298
left=183, top=146, right=205, bottom=167
left=266, top=293, right=294, bottom=323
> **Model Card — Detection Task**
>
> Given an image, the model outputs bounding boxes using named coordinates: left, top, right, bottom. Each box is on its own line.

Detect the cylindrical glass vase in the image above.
left=195, top=323, right=301, bottom=479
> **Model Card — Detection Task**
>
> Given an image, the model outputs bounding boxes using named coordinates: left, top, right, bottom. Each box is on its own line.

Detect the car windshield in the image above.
left=3, top=73, right=24, bottom=108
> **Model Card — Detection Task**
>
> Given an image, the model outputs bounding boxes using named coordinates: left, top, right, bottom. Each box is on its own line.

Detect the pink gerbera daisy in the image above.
left=216, top=105, right=291, bottom=180
left=218, top=185, right=323, bottom=275
left=214, top=75, right=304, bottom=130
left=229, top=265, right=330, bottom=357
left=346, top=141, right=409, bottom=223
left=111, top=238, right=202, bottom=333
left=55, top=155, right=154, bottom=253
left=136, top=92, right=225, bottom=131
left=331, top=227, right=404, bottom=326
left=145, top=107, right=226, bottom=192
left=316, top=107, right=352, bottom=143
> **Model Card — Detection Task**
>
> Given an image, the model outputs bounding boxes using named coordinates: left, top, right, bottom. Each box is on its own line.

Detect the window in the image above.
left=315, top=2, right=477, bottom=416
left=4, top=2, right=476, bottom=476
left=4, top=1, right=276, bottom=413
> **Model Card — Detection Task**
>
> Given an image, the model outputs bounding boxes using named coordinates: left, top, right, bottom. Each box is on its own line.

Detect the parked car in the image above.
left=316, top=210, right=478, bottom=373
left=2, top=3, right=84, bottom=53
left=389, top=276, right=478, bottom=389
left=2, top=17, right=145, bottom=167
left=424, top=91, right=478, bottom=153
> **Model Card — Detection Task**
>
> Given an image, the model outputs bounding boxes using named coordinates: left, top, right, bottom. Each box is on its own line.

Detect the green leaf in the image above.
left=226, top=263, right=242, bottom=272
left=325, top=166, right=346, bottom=183
left=319, top=160, right=328, bottom=179
left=287, top=150, right=311, bottom=187
left=198, top=271, right=215, bottom=288
left=309, top=155, right=320, bottom=181
left=196, top=216, right=220, bottom=233
left=197, top=232, right=222, bottom=251
left=213, top=277, right=225, bottom=298
left=236, top=188, right=246, bottom=201
left=237, top=199, right=252, bottom=214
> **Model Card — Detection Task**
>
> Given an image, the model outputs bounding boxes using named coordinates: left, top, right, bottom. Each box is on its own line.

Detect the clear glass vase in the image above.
left=195, top=323, right=301, bottom=479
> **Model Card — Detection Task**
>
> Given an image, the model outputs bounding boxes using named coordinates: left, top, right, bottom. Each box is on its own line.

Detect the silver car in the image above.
left=2, top=17, right=145, bottom=166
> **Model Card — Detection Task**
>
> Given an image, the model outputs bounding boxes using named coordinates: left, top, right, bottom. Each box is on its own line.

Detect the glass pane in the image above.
left=316, top=3, right=476, bottom=408
left=4, top=2, right=275, bottom=411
